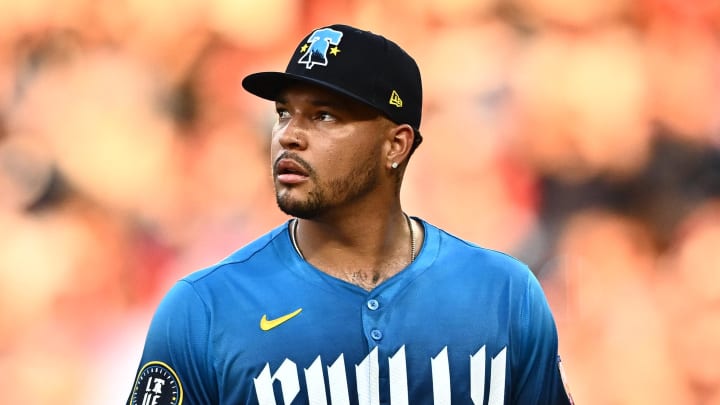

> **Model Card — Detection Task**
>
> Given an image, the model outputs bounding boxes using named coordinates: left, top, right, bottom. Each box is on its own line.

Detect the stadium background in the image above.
left=1, top=0, right=719, bottom=403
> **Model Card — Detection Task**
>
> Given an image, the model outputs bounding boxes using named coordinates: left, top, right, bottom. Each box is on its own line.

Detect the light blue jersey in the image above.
left=128, top=218, right=573, bottom=404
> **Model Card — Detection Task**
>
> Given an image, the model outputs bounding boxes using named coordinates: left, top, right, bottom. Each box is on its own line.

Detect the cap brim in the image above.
left=242, top=71, right=373, bottom=108
left=241, top=71, right=422, bottom=141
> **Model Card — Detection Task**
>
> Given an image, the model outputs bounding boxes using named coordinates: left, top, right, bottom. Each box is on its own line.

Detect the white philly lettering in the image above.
left=356, top=347, right=380, bottom=405
left=489, top=347, right=507, bottom=405
left=470, top=346, right=486, bottom=404
left=327, top=354, right=351, bottom=405
left=254, top=358, right=300, bottom=405
left=388, top=346, right=408, bottom=405
left=304, top=356, right=326, bottom=405
left=253, top=345, right=507, bottom=404
left=431, top=347, right=451, bottom=405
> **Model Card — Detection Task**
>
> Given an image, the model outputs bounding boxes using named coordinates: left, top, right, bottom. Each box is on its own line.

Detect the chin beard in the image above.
left=274, top=160, right=379, bottom=219
left=276, top=190, right=324, bottom=219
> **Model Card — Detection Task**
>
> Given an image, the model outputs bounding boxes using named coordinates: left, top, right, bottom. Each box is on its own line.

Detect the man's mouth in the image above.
left=275, top=158, right=310, bottom=184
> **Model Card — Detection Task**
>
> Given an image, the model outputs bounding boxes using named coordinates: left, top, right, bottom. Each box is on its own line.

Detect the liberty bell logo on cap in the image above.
left=297, top=28, right=344, bottom=69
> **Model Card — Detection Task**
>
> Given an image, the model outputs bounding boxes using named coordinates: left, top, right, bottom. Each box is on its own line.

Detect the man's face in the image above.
left=270, top=83, right=391, bottom=219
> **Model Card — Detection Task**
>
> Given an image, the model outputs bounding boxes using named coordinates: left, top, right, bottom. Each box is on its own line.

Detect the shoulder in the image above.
left=423, top=219, right=531, bottom=278
left=182, top=222, right=290, bottom=286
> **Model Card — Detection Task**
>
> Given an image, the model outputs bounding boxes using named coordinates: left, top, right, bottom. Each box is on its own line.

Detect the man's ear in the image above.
left=385, top=123, right=415, bottom=169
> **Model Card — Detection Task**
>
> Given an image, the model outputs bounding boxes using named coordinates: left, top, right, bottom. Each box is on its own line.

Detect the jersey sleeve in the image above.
left=126, top=280, right=218, bottom=405
left=511, top=270, right=574, bottom=405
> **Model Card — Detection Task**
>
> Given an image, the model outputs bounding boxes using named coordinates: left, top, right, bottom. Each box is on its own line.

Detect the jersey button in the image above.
left=367, top=299, right=380, bottom=310
left=370, top=329, right=383, bottom=341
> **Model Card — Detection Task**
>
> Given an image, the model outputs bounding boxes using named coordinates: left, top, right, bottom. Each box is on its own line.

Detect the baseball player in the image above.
left=127, top=24, right=573, bottom=405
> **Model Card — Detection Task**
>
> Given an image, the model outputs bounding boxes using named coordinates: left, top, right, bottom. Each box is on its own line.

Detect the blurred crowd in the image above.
left=1, top=0, right=719, bottom=404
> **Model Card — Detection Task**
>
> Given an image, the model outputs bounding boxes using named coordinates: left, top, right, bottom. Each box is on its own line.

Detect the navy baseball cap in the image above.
left=242, top=24, right=423, bottom=147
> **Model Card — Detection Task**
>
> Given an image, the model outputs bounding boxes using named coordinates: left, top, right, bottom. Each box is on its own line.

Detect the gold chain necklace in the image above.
left=290, top=214, right=416, bottom=262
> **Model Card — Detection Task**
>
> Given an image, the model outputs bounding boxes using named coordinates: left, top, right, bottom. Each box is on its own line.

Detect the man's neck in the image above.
left=292, top=210, right=422, bottom=290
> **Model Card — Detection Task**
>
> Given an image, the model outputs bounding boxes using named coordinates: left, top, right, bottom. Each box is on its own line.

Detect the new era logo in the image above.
left=389, top=90, right=403, bottom=107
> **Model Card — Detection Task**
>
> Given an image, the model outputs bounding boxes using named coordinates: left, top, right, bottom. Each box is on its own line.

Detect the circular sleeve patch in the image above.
left=130, top=361, right=183, bottom=405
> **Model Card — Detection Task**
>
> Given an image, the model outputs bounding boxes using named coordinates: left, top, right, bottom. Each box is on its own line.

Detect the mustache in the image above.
left=273, top=151, right=315, bottom=177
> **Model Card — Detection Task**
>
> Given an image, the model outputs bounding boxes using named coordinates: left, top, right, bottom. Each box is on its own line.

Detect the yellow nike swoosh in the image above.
left=260, top=308, right=303, bottom=331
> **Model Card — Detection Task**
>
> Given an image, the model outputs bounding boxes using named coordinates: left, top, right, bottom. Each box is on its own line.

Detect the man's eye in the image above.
left=317, top=112, right=334, bottom=121
left=277, top=110, right=290, bottom=120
